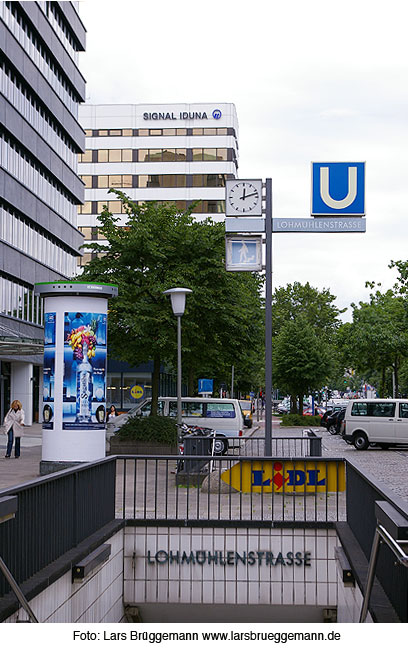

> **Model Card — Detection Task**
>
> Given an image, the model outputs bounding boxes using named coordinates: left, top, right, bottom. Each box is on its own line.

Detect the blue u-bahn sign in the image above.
left=311, top=162, right=365, bottom=216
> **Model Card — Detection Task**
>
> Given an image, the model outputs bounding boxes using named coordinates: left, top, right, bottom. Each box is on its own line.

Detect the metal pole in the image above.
left=177, top=315, right=182, bottom=429
left=265, top=178, right=273, bottom=456
left=231, top=365, right=234, bottom=398
left=0, top=554, right=38, bottom=622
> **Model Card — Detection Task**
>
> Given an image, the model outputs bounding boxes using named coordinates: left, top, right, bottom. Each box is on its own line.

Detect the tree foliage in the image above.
left=271, top=282, right=344, bottom=412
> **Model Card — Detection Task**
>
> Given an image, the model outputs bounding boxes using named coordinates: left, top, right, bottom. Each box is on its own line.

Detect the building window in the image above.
left=97, top=175, right=133, bottom=188
left=191, top=200, right=226, bottom=214
left=138, top=175, right=187, bottom=188
left=192, top=174, right=226, bottom=187
left=137, top=149, right=187, bottom=162
left=96, top=149, right=133, bottom=162
left=80, top=175, right=92, bottom=188
left=78, top=150, right=93, bottom=163
left=192, top=148, right=228, bottom=161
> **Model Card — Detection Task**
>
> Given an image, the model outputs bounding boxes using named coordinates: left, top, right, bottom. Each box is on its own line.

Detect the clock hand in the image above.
left=243, top=192, right=258, bottom=199
left=241, top=188, right=246, bottom=201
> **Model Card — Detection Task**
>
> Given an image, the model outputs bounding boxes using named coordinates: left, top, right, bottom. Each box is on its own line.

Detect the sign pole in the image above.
left=265, top=178, right=273, bottom=456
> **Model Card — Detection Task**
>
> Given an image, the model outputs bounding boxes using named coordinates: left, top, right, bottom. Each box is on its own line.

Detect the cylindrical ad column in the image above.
left=35, top=282, right=118, bottom=473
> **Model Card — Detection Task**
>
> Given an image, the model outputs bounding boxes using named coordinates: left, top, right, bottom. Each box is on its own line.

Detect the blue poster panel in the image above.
left=43, top=312, right=56, bottom=429
left=63, top=312, right=107, bottom=430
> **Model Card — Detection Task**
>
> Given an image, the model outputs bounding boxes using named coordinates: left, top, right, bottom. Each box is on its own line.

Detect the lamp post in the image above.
left=163, top=288, right=192, bottom=433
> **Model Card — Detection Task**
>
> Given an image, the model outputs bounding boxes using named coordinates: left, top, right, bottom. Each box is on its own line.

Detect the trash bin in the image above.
left=182, top=434, right=214, bottom=473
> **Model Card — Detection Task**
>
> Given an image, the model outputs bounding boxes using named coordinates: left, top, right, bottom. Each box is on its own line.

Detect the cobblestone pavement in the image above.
left=261, top=417, right=408, bottom=504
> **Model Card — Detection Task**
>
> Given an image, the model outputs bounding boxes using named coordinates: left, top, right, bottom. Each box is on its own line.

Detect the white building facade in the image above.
left=77, top=103, right=239, bottom=266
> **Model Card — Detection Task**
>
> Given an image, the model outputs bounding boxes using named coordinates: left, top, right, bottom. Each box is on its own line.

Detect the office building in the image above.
left=0, top=1, right=86, bottom=423
left=78, top=103, right=239, bottom=408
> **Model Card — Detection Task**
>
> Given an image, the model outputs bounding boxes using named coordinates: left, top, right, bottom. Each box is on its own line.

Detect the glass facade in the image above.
left=0, top=274, right=43, bottom=326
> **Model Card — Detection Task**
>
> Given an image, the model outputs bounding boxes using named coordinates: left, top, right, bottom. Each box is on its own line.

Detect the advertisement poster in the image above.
left=43, top=312, right=56, bottom=429
left=63, top=312, right=107, bottom=430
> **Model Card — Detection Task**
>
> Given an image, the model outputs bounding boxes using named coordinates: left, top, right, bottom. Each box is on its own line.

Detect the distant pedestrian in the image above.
left=106, top=405, right=118, bottom=422
left=3, top=400, right=25, bottom=459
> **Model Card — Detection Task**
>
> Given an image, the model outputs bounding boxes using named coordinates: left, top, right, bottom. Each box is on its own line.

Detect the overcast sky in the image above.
left=78, top=0, right=408, bottom=320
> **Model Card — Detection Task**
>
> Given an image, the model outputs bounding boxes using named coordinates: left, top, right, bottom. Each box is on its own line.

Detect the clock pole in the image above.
left=264, top=179, right=273, bottom=456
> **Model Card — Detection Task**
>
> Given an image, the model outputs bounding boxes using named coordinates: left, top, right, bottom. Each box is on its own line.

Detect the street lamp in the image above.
left=163, top=288, right=192, bottom=433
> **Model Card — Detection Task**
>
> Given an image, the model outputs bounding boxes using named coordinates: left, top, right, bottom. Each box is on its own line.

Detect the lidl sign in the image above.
left=130, top=384, right=144, bottom=400
left=221, top=460, right=346, bottom=493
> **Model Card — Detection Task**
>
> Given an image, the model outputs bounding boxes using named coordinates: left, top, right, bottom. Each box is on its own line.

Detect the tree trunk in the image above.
left=290, top=394, right=297, bottom=414
left=298, top=394, right=304, bottom=416
left=380, top=366, right=386, bottom=398
left=188, top=367, right=195, bottom=396
left=150, top=355, right=161, bottom=416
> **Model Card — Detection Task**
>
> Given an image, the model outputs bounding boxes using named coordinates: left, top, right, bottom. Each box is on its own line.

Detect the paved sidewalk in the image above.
left=0, top=423, right=43, bottom=490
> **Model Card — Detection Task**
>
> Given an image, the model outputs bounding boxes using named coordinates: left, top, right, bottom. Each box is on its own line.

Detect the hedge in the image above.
left=280, top=414, right=322, bottom=427
left=115, top=415, right=178, bottom=446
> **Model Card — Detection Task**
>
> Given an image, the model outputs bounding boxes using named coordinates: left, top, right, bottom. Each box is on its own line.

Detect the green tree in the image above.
left=79, top=191, right=264, bottom=413
left=341, top=284, right=408, bottom=397
left=273, top=316, right=332, bottom=412
left=271, top=282, right=344, bottom=412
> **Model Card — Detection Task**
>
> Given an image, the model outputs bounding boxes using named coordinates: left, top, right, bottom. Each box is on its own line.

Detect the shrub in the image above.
left=116, top=415, right=177, bottom=446
left=280, top=414, right=322, bottom=427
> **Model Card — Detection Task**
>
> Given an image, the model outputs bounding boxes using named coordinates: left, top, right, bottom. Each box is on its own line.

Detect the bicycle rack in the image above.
left=359, top=501, right=408, bottom=623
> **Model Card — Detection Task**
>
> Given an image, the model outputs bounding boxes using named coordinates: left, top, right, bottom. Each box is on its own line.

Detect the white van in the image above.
left=108, top=397, right=249, bottom=454
left=342, top=399, right=408, bottom=450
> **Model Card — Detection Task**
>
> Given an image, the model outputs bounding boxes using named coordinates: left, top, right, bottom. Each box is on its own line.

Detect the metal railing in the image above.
left=346, top=462, right=408, bottom=622
left=183, top=433, right=322, bottom=458
left=0, top=458, right=116, bottom=600
left=115, top=455, right=345, bottom=524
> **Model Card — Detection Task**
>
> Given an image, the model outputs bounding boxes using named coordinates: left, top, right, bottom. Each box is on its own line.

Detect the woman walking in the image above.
left=3, top=400, right=25, bottom=458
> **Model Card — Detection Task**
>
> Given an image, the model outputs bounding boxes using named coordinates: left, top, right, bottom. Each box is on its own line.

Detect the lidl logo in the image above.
left=130, top=384, right=144, bottom=400
left=221, top=460, right=345, bottom=493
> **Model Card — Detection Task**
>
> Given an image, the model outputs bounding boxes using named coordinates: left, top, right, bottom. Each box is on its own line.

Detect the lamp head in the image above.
left=163, top=287, right=192, bottom=316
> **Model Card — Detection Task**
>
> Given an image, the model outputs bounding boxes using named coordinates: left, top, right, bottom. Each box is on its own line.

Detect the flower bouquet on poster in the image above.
left=63, top=312, right=107, bottom=430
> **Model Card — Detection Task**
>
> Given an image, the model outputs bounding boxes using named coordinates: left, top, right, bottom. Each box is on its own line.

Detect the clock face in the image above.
left=226, top=180, right=262, bottom=215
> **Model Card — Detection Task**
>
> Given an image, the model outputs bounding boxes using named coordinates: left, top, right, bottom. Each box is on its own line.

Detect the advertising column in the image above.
left=35, top=282, right=118, bottom=474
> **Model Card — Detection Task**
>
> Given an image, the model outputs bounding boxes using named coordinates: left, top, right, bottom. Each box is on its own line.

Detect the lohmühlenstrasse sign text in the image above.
left=273, top=217, right=366, bottom=233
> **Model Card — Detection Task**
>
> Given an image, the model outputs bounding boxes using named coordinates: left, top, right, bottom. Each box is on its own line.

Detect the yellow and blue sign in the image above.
left=221, top=460, right=346, bottom=493
left=130, top=384, right=144, bottom=400
left=311, top=162, right=365, bottom=216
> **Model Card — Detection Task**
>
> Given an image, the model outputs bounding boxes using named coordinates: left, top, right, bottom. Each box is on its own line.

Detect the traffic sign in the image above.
left=225, top=235, right=263, bottom=271
left=198, top=378, right=213, bottom=394
left=311, top=162, right=365, bottom=216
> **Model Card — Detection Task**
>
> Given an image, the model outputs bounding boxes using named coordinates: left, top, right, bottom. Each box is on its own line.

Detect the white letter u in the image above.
left=320, top=166, right=357, bottom=209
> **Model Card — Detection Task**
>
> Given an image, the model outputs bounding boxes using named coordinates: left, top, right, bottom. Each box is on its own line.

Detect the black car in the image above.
left=325, top=408, right=346, bottom=435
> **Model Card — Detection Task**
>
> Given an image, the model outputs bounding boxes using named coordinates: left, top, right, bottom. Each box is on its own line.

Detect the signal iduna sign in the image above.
left=221, top=460, right=346, bottom=493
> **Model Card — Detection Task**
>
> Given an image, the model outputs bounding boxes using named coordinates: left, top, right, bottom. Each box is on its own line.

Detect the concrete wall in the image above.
left=124, top=526, right=339, bottom=613
left=4, top=531, right=124, bottom=623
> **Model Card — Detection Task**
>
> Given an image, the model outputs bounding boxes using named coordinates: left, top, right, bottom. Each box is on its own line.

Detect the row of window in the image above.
left=0, top=274, right=43, bottom=326
left=85, top=127, right=231, bottom=137
left=79, top=173, right=228, bottom=189
left=0, top=204, right=77, bottom=277
left=1, top=135, right=77, bottom=225
left=78, top=148, right=231, bottom=163
left=38, top=1, right=80, bottom=63
left=78, top=199, right=226, bottom=216
left=351, top=402, right=408, bottom=418
left=2, top=2, right=79, bottom=116
left=1, top=63, right=77, bottom=170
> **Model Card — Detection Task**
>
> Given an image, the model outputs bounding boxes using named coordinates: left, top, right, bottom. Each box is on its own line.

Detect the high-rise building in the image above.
left=78, top=103, right=239, bottom=408
left=77, top=103, right=239, bottom=265
left=0, top=1, right=86, bottom=423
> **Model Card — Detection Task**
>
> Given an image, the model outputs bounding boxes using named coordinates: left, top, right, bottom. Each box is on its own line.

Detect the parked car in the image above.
left=320, top=404, right=347, bottom=429
left=108, top=397, right=250, bottom=454
left=325, top=407, right=346, bottom=435
left=239, top=400, right=253, bottom=427
left=342, top=398, right=408, bottom=450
